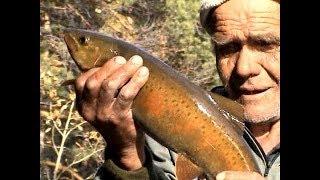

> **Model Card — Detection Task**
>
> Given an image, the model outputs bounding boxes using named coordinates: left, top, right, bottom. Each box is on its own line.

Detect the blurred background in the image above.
left=40, top=0, right=221, bottom=179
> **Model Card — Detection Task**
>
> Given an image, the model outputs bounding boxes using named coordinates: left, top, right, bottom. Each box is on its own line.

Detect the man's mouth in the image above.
left=236, top=86, right=271, bottom=98
left=239, top=88, right=269, bottom=95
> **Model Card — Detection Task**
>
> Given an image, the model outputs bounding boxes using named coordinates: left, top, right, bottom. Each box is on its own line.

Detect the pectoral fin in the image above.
left=176, top=154, right=207, bottom=180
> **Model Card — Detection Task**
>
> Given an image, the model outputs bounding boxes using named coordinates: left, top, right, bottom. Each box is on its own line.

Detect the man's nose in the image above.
left=235, top=46, right=261, bottom=78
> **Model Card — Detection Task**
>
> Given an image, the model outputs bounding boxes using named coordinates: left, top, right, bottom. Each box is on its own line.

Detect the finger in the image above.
left=80, top=101, right=98, bottom=123
left=108, top=55, right=144, bottom=89
left=103, top=56, right=128, bottom=78
left=113, top=66, right=149, bottom=115
left=216, top=171, right=264, bottom=180
left=98, top=79, right=119, bottom=109
left=98, top=55, right=144, bottom=107
left=82, top=56, right=127, bottom=109
left=84, top=56, right=127, bottom=98
left=76, top=57, right=126, bottom=124
left=75, top=68, right=100, bottom=98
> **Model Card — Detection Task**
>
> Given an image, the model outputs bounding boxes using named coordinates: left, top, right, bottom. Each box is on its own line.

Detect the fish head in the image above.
left=64, top=28, right=119, bottom=71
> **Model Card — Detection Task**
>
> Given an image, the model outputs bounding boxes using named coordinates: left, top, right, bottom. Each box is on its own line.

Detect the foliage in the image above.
left=164, top=0, right=221, bottom=89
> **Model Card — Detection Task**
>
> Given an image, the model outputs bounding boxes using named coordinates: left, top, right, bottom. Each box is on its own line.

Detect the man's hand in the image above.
left=216, top=171, right=265, bottom=180
left=75, top=55, right=149, bottom=170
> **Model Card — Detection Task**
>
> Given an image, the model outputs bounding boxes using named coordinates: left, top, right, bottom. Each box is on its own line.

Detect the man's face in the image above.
left=212, top=0, right=280, bottom=124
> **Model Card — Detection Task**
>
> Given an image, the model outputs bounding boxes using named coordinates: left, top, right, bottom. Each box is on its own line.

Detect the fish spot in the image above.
left=110, top=49, right=118, bottom=55
left=232, top=160, right=237, bottom=166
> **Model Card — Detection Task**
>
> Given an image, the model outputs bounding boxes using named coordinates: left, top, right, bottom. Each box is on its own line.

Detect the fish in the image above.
left=63, top=28, right=260, bottom=178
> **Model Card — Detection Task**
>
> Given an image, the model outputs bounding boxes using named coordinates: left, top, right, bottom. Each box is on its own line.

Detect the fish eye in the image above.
left=79, top=36, right=90, bottom=45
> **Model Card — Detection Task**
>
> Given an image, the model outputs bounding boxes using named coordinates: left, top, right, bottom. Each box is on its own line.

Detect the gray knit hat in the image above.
left=200, top=0, right=230, bottom=34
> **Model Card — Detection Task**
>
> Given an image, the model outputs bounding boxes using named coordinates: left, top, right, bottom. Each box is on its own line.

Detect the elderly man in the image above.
left=75, top=0, right=280, bottom=179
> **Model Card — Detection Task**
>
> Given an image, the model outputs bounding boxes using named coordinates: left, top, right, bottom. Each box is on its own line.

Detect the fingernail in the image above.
left=139, top=67, right=149, bottom=76
left=216, top=172, right=226, bottom=180
left=114, top=56, right=126, bottom=65
left=130, top=55, right=143, bottom=65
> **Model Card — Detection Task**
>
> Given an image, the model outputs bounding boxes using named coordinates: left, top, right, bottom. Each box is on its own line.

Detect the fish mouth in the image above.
left=64, top=32, right=78, bottom=53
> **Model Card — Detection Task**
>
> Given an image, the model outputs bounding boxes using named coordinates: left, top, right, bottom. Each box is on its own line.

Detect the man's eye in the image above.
left=216, top=42, right=242, bottom=57
left=254, top=41, right=279, bottom=52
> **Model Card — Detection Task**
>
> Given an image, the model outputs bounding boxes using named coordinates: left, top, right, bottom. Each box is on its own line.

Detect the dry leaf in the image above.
left=56, top=119, right=62, bottom=127
left=53, top=109, right=60, bottom=119
left=77, top=125, right=83, bottom=131
left=76, top=142, right=81, bottom=148
left=47, top=71, right=53, bottom=77
left=40, top=110, right=49, bottom=117
left=89, top=131, right=99, bottom=140
left=45, top=119, right=51, bottom=125
left=45, top=127, right=52, bottom=133
left=40, top=72, right=46, bottom=79
left=49, top=90, right=57, bottom=99
left=69, top=93, right=76, bottom=101
left=127, top=17, right=133, bottom=24
left=51, top=59, right=64, bottom=67
left=53, top=76, right=59, bottom=82
left=95, top=8, right=102, bottom=14
left=56, top=99, right=66, bottom=106
left=60, top=103, right=70, bottom=112
left=43, top=77, right=52, bottom=85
